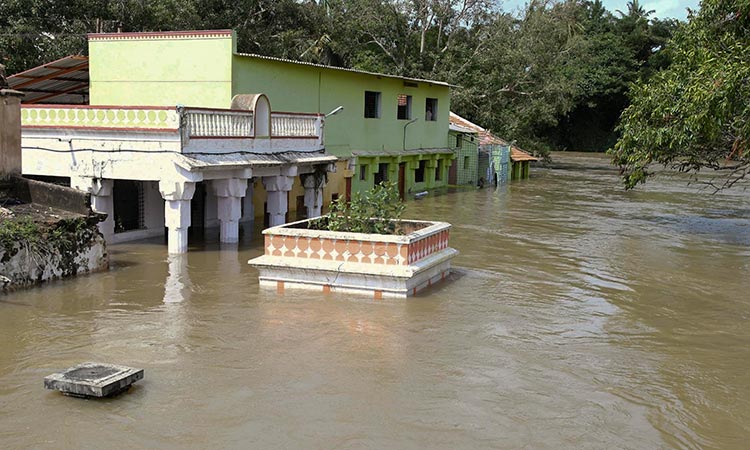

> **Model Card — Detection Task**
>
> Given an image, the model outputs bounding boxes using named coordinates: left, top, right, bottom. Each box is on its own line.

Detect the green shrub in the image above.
left=319, top=181, right=406, bottom=234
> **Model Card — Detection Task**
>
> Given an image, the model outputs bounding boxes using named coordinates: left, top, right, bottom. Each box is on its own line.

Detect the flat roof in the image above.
left=88, top=29, right=453, bottom=87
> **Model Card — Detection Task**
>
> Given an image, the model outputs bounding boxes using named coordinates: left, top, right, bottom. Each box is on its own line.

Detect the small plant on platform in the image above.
left=320, top=181, right=406, bottom=234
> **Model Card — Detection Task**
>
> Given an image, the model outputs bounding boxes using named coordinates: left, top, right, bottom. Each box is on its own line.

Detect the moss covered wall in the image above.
left=0, top=217, right=108, bottom=292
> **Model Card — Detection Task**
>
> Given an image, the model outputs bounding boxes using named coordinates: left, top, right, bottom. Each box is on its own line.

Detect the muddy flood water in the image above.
left=2, top=152, right=750, bottom=449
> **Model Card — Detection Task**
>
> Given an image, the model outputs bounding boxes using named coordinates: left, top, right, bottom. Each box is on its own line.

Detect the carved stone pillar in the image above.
left=302, top=173, right=326, bottom=219
left=211, top=178, right=248, bottom=243
left=262, top=175, right=294, bottom=227
left=159, top=180, right=196, bottom=254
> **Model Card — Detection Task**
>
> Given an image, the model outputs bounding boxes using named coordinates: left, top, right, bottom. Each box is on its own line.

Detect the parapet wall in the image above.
left=1, top=176, right=108, bottom=293
left=1, top=219, right=108, bottom=292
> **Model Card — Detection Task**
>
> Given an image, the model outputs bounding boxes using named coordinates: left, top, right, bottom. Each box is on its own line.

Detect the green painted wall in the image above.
left=89, top=34, right=234, bottom=107
left=449, top=130, right=478, bottom=186
left=232, top=55, right=451, bottom=158
left=86, top=32, right=455, bottom=196
left=352, top=153, right=452, bottom=195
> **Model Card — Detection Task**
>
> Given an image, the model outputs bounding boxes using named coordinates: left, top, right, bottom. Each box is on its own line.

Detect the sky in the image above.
left=501, top=0, right=700, bottom=20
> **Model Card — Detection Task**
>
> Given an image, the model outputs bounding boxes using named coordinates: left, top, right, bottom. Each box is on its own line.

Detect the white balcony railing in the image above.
left=271, top=112, right=320, bottom=137
left=182, top=107, right=254, bottom=138
left=21, top=105, right=324, bottom=153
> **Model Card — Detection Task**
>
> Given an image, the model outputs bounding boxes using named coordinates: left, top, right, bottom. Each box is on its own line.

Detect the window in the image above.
left=425, top=98, right=438, bottom=121
left=364, top=91, right=381, bottom=118
left=464, top=156, right=470, bottom=169
left=374, top=163, right=389, bottom=184
left=435, top=159, right=442, bottom=181
left=455, top=134, right=462, bottom=148
left=397, top=94, right=412, bottom=120
left=415, top=160, right=426, bottom=183
left=359, top=164, right=368, bottom=181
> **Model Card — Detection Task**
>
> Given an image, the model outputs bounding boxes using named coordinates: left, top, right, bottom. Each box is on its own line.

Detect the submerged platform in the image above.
left=249, top=218, right=458, bottom=298
left=44, top=362, right=144, bottom=398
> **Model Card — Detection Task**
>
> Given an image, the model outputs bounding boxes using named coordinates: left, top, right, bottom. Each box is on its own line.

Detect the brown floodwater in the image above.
left=2, top=152, right=750, bottom=449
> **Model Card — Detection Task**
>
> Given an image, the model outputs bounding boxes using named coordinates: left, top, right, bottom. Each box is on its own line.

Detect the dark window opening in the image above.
left=397, top=94, right=412, bottom=120
left=415, top=160, right=426, bottom=183
left=364, top=91, right=381, bottom=118
left=425, top=98, right=437, bottom=121
left=113, top=180, right=144, bottom=233
left=455, top=134, right=462, bottom=148
left=359, top=164, right=368, bottom=181
left=464, top=156, right=470, bottom=169
left=435, top=159, right=442, bottom=181
left=374, top=163, right=389, bottom=185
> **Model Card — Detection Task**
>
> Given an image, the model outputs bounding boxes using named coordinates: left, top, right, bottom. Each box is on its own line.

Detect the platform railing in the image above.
left=271, top=112, right=320, bottom=137
left=182, top=107, right=254, bottom=138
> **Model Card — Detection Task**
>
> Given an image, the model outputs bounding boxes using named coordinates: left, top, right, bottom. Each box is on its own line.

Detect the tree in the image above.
left=611, top=0, right=750, bottom=189
left=451, top=0, right=588, bottom=155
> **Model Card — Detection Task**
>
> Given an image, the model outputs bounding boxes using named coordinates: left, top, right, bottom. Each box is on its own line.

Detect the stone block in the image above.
left=44, top=362, right=144, bottom=398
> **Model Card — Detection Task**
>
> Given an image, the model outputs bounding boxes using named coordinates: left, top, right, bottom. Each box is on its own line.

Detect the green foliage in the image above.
left=610, top=0, right=750, bottom=189
left=0, top=217, right=42, bottom=252
left=0, top=216, right=91, bottom=256
left=0, top=0, right=681, bottom=155
left=321, top=181, right=406, bottom=234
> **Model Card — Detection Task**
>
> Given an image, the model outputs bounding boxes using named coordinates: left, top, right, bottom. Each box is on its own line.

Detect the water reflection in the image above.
left=164, top=254, right=192, bottom=304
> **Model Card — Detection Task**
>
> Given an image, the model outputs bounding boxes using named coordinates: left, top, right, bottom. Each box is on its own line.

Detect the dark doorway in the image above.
left=374, top=163, right=389, bottom=185
left=113, top=180, right=143, bottom=233
left=398, top=163, right=406, bottom=200
left=296, top=195, right=306, bottom=220
left=345, top=177, right=352, bottom=203
left=190, top=182, right=206, bottom=236
left=448, top=160, right=458, bottom=185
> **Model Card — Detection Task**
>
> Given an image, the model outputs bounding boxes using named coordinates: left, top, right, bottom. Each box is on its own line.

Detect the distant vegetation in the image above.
left=0, top=0, right=681, bottom=155
left=611, top=0, right=749, bottom=190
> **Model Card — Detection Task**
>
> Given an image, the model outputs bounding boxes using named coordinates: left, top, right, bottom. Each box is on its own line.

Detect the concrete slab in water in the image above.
left=44, top=362, right=143, bottom=398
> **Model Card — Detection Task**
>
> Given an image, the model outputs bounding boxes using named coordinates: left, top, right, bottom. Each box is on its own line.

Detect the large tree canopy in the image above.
left=611, top=0, right=750, bottom=189
left=0, top=0, right=680, bottom=156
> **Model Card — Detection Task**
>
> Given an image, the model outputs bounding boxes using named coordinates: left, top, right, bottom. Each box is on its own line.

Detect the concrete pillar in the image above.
left=302, top=174, right=326, bottom=219
left=211, top=178, right=248, bottom=243
left=0, top=84, right=24, bottom=177
left=262, top=175, right=294, bottom=227
left=71, top=176, right=115, bottom=241
left=159, top=180, right=196, bottom=254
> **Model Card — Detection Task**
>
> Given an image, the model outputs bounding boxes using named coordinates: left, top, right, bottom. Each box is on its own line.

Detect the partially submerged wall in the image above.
left=1, top=217, right=108, bottom=292
left=1, top=177, right=108, bottom=293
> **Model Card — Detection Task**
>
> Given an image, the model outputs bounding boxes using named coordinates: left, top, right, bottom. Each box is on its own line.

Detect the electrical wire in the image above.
left=21, top=146, right=328, bottom=156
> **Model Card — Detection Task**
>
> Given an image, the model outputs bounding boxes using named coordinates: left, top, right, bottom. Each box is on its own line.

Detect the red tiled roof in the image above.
left=511, top=148, right=538, bottom=162
left=449, top=112, right=538, bottom=161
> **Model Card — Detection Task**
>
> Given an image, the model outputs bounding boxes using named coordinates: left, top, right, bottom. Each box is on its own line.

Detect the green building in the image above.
left=87, top=30, right=454, bottom=201
left=448, top=121, right=479, bottom=186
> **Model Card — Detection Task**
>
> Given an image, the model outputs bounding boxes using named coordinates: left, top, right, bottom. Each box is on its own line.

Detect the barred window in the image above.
left=364, top=91, right=381, bottom=118
left=425, top=98, right=437, bottom=121
left=397, top=94, right=412, bottom=120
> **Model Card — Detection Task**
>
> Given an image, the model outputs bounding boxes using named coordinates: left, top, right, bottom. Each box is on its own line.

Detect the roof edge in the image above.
left=235, top=52, right=455, bottom=88
left=88, top=30, right=234, bottom=41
